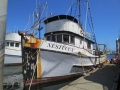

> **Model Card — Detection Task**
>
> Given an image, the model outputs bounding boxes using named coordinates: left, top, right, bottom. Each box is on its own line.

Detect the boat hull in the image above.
left=23, top=47, right=107, bottom=81
left=4, top=55, right=22, bottom=66
left=41, top=50, right=103, bottom=77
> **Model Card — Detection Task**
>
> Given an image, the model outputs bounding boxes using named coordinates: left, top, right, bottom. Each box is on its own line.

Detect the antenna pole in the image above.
left=38, top=4, right=41, bottom=39
left=46, top=2, right=48, bottom=19
left=78, top=0, right=80, bottom=25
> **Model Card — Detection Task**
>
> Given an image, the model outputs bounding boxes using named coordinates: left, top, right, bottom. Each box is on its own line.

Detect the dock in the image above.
left=59, top=63, right=119, bottom=90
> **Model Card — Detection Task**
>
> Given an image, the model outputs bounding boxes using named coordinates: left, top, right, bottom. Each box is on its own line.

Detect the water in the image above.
left=107, top=54, right=115, bottom=60
left=4, top=66, right=22, bottom=76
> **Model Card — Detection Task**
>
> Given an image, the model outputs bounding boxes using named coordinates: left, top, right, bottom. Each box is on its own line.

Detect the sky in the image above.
left=6, top=0, right=120, bottom=51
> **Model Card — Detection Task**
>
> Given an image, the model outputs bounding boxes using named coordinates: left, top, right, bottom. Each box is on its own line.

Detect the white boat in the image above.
left=4, top=32, right=22, bottom=66
left=18, top=0, right=107, bottom=86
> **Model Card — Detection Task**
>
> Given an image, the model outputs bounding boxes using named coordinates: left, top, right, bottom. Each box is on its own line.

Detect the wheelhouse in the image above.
left=44, top=15, right=95, bottom=53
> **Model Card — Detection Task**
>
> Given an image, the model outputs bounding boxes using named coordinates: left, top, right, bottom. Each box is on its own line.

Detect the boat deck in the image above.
left=59, top=63, right=119, bottom=90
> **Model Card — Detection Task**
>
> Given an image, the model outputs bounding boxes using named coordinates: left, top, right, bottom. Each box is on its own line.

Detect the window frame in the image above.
left=45, top=33, right=75, bottom=45
left=15, top=43, right=19, bottom=47
left=63, top=34, right=69, bottom=43
left=51, top=35, right=56, bottom=42
left=80, top=39, right=82, bottom=45
left=46, top=35, right=51, bottom=41
left=56, top=34, right=62, bottom=43
left=10, top=42, right=14, bottom=47
left=70, top=35, right=75, bottom=44
left=6, top=42, right=9, bottom=47
left=87, top=41, right=91, bottom=49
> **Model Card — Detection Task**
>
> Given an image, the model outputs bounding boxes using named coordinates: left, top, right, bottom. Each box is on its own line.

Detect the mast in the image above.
left=0, top=0, right=8, bottom=90
left=78, top=0, right=81, bottom=26
left=38, top=3, right=41, bottom=39
left=87, top=0, right=98, bottom=55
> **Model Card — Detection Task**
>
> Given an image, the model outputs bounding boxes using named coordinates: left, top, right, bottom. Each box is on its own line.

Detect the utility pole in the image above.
left=0, top=0, right=8, bottom=90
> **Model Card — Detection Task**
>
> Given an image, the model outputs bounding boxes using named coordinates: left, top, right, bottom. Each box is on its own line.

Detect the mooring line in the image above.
left=4, top=50, right=37, bottom=79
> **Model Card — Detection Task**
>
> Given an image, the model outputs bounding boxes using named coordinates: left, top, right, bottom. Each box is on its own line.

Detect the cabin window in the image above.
left=63, top=34, right=69, bottom=43
left=57, top=35, right=62, bottom=43
left=45, top=34, right=75, bottom=45
left=6, top=42, right=9, bottom=46
left=87, top=42, right=91, bottom=49
left=70, top=36, right=74, bottom=44
left=51, top=35, right=56, bottom=42
left=80, top=39, right=82, bottom=44
left=10, top=42, right=14, bottom=47
left=46, top=36, right=51, bottom=41
left=15, top=43, right=19, bottom=47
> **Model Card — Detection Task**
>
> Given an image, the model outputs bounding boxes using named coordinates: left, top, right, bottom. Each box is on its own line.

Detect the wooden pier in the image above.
left=59, top=63, right=119, bottom=90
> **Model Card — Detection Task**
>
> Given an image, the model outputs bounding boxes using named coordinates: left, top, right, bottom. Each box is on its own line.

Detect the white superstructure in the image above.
left=4, top=32, right=22, bottom=66
left=44, top=15, right=94, bottom=55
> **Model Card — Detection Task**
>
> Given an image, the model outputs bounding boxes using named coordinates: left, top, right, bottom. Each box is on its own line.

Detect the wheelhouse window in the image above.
left=51, top=35, right=56, bottom=42
left=87, top=42, right=91, bottom=49
left=57, top=35, right=62, bottom=43
left=15, top=43, right=19, bottom=47
left=45, top=33, right=75, bottom=45
left=80, top=39, right=82, bottom=44
left=6, top=42, right=9, bottom=47
left=10, top=42, right=14, bottom=47
left=46, top=36, right=51, bottom=41
left=63, top=34, right=69, bottom=43
left=70, top=36, right=75, bottom=44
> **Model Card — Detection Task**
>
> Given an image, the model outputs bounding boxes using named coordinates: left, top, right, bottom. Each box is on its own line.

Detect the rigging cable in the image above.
left=82, top=0, right=93, bottom=39
left=4, top=50, right=38, bottom=79
left=81, top=0, right=98, bottom=55
left=74, top=1, right=78, bottom=18
left=24, top=14, right=31, bottom=31
left=82, top=0, right=97, bottom=46
left=87, top=0, right=97, bottom=42
left=87, top=0, right=99, bottom=55
left=83, top=0, right=88, bottom=49
left=66, top=0, right=78, bottom=16
left=32, top=3, right=46, bottom=36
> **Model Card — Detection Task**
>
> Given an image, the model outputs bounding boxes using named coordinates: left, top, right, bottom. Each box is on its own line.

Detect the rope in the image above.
left=28, top=40, right=44, bottom=90
left=4, top=49, right=37, bottom=79
left=28, top=49, right=38, bottom=90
